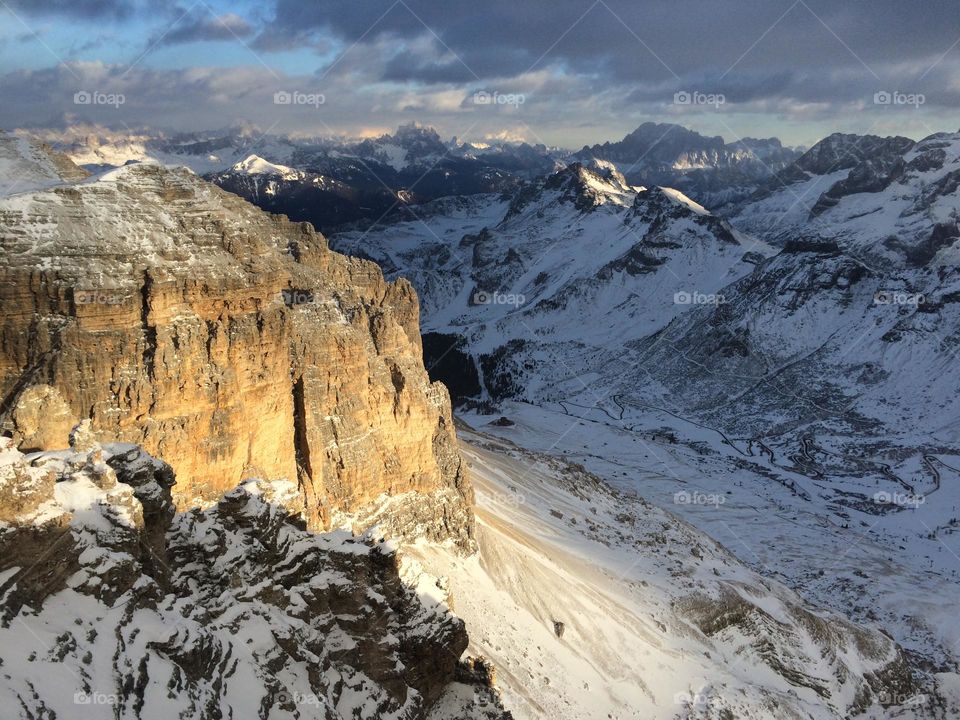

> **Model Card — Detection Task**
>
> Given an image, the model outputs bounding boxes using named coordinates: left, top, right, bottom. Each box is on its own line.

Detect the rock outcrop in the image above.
left=0, top=155, right=473, bottom=545
left=0, top=439, right=505, bottom=719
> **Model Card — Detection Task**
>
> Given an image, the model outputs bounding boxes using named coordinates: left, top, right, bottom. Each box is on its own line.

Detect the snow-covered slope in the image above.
left=618, top=134, right=960, bottom=482
left=0, top=130, right=88, bottom=195
left=2, top=424, right=947, bottom=719
left=410, top=426, right=951, bottom=719
left=0, top=436, right=509, bottom=719
left=230, top=153, right=301, bottom=179
left=333, top=161, right=772, bottom=401
left=728, top=131, right=960, bottom=266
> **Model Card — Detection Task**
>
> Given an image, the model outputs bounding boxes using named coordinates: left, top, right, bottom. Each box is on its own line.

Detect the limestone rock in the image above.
left=0, top=438, right=57, bottom=523
left=68, top=418, right=97, bottom=453
left=0, top=160, right=473, bottom=546
left=7, top=384, right=75, bottom=451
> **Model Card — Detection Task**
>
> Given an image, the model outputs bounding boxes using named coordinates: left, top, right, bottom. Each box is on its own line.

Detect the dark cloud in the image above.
left=5, top=0, right=140, bottom=20
left=260, top=0, right=960, bottom=93
left=381, top=51, right=476, bottom=84
left=157, top=12, right=254, bottom=45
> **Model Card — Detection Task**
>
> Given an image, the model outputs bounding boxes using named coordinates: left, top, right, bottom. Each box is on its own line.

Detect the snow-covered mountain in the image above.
left=291, top=123, right=558, bottom=178
left=330, top=134, right=960, bottom=706
left=333, top=160, right=772, bottom=401
left=33, top=122, right=804, bottom=229
left=575, top=122, right=802, bottom=209
left=729, top=131, right=959, bottom=263
left=29, top=124, right=301, bottom=175
left=205, top=154, right=404, bottom=231
left=27, top=121, right=803, bottom=229
left=267, top=124, right=557, bottom=226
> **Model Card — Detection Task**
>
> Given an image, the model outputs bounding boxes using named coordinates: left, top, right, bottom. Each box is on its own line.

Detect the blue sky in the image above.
left=1, top=0, right=958, bottom=148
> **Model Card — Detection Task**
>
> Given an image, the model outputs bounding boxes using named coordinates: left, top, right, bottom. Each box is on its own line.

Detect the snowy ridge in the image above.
left=730, top=131, right=960, bottom=267
left=0, top=438, right=508, bottom=719
left=659, top=185, right=710, bottom=215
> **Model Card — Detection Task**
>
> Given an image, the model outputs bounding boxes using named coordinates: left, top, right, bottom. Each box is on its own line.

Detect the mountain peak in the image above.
left=645, top=185, right=711, bottom=216
left=796, top=132, right=915, bottom=175
left=230, top=153, right=299, bottom=178
left=542, top=161, right=635, bottom=210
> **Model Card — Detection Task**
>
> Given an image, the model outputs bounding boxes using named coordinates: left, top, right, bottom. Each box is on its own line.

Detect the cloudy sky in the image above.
left=1, top=0, right=958, bottom=147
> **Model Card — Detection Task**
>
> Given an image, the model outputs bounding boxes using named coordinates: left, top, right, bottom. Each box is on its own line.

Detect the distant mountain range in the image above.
left=26, top=121, right=804, bottom=231
left=574, top=122, right=802, bottom=208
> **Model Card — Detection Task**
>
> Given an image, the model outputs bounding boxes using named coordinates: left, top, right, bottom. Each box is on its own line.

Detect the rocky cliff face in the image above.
left=0, top=155, right=472, bottom=546
left=0, top=437, right=505, bottom=719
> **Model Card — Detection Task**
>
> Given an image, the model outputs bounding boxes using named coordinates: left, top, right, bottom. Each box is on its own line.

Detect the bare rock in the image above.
left=68, top=419, right=98, bottom=454
left=7, top=385, right=75, bottom=452
left=0, top=443, right=57, bottom=523
left=0, top=161, right=474, bottom=547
